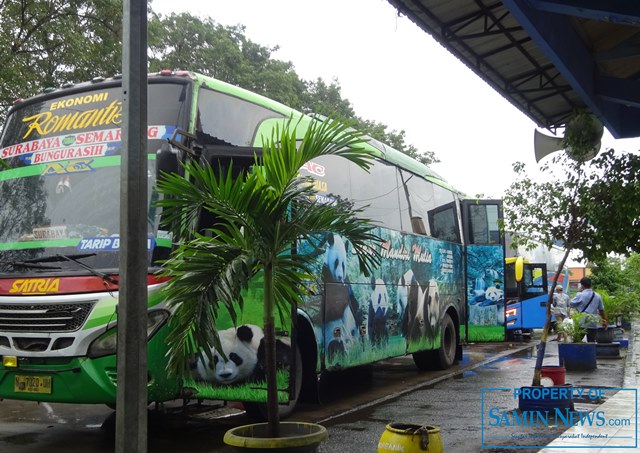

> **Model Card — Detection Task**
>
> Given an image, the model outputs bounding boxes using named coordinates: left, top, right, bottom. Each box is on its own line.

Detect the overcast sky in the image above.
left=152, top=0, right=640, bottom=198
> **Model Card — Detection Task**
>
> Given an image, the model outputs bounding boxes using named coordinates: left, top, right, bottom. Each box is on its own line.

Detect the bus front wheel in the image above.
left=243, top=344, right=303, bottom=421
left=412, top=312, right=458, bottom=370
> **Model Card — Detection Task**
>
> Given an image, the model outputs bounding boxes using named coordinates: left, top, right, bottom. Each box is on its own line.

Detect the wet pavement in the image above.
left=0, top=341, right=533, bottom=452
left=0, top=328, right=636, bottom=452
left=539, top=322, right=639, bottom=452
left=316, top=326, right=636, bottom=452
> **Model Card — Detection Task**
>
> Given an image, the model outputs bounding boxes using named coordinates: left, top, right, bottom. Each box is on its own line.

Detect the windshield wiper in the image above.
left=17, top=253, right=117, bottom=284
left=54, top=254, right=118, bottom=285
left=0, top=261, right=62, bottom=270
left=20, top=253, right=97, bottom=264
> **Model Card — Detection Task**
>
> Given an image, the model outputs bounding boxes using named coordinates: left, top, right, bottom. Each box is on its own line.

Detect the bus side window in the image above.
left=428, top=203, right=460, bottom=243
left=298, top=155, right=350, bottom=206
left=504, top=263, right=518, bottom=298
left=399, top=168, right=460, bottom=242
left=300, top=155, right=403, bottom=231
left=524, top=265, right=546, bottom=293
left=196, top=88, right=281, bottom=147
left=349, top=159, right=403, bottom=231
left=467, top=204, right=500, bottom=245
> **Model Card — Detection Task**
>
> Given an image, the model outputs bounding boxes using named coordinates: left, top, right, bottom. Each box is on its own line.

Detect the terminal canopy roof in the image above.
left=387, top=0, right=640, bottom=139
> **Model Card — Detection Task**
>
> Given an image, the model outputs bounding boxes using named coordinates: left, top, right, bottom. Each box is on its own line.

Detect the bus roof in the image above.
left=189, top=72, right=458, bottom=192
left=6, top=70, right=459, bottom=193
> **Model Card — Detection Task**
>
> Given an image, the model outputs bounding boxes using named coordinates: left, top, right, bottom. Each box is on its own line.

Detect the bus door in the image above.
left=461, top=200, right=505, bottom=342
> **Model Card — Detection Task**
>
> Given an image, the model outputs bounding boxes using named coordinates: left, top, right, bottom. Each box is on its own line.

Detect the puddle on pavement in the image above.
left=460, top=352, right=489, bottom=364
left=453, top=370, right=477, bottom=379
left=456, top=350, right=533, bottom=377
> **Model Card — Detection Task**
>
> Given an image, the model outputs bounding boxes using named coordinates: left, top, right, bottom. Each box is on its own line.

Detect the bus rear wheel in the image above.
left=243, top=345, right=303, bottom=421
left=412, top=312, right=457, bottom=370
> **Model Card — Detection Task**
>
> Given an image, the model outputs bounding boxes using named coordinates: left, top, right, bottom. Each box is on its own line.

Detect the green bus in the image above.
left=0, top=70, right=503, bottom=418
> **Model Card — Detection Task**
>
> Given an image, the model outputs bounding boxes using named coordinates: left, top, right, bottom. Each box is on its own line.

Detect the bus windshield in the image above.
left=0, top=82, right=190, bottom=275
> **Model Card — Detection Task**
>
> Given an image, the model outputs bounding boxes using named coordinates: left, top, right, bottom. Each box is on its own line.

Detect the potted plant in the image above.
left=556, top=311, right=598, bottom=370
left=156, top=118, right=379, bottom=450
left=596, top=290, right=617, bottom=343
left=560, top=110, right=604, bottom=162
left=618, top=293, right=639, bottom=330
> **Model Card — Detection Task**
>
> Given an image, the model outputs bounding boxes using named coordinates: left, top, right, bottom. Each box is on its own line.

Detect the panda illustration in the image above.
left=406, top=278, right=440, bottom=343
left=254, top=336, right=293, bottom=381
left=368, top=277, right=390, bottom=345
left=321, top=234, right=361, bottom=360
left=397, top=269, right=419, bottom=336
left=481, top=284, right=505, bottom=324
left=399, top=271, right=431, bottom=342
left=407, top=283, right=428, bottom=342
left=480, top=285, right=503, bottom=306
left=194, top=324, right=263, bottom=385
left=425, top=279, right=440, bottom=333
left=323, top=234, right=348, bottom=285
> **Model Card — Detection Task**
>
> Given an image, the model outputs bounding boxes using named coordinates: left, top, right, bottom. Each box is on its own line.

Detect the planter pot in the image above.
left=224, top=422, right=327, bottom=452
left=616, top=339, right=629, bottom=348
left=596, top=342, right=621, bottom=358
left=541, top=365, right=566, bottom=385
left=558, top=343, right=597, bottom=371
left=378, top=423, right=443, bottom=453
left=518, top=385, right=574, bottom=412
left=596, top=328, right=615, bottom=344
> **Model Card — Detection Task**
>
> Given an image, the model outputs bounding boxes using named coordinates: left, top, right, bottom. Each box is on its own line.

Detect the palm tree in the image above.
left=155, top=117, right=380, bottom=437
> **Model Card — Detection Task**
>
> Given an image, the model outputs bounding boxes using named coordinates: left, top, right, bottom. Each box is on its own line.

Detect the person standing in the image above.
left=553, top=285, right=570, bottom=341
left=569, top=277, right=608, bottom=342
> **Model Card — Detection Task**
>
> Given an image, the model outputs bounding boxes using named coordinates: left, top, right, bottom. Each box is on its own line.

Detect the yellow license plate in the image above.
left=14, top=375, right=52, bottom=394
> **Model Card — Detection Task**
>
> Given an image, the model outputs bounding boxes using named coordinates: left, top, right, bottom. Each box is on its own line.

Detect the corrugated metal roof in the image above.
left=387, top=0, right=640, bottom=139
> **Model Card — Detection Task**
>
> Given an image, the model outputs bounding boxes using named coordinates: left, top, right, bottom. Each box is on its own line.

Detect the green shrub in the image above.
left=557, top=311, right=599, bottom=343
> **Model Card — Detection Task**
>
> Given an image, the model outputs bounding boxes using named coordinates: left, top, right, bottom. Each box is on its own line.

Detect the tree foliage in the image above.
left=504, top=150, right=640, bottom=262
left=0, top=0, right=122, bottom=120
left=590, top=253, right=640, bottom=319
left=590, top=256, right=628, bottom=295
left=148, top=13, right=307, bottom=109
left=504, top=148, right=640, bottom=385
left=0, top=4, right=439, bottom=167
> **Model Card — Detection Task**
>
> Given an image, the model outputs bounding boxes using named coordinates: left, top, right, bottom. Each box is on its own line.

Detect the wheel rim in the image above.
left=443, top=319, right=456, bottom=362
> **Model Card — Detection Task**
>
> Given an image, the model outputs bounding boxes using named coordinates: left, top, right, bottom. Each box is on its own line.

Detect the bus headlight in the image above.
left=87, top=309, right=170, bottom=358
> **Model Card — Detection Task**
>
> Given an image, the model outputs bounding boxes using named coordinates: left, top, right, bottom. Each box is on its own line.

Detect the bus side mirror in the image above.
left=156, top=141, right=180, bottom=180
left=515, top=256, right=524, bottom=283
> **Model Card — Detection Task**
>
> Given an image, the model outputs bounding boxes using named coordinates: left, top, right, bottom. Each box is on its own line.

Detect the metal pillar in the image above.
left=117, top=1, right=148, bottom=451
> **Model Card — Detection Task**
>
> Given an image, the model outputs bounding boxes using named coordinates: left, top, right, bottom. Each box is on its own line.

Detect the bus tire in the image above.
left=412, top=312, right=457, bottom=370
left=436, top=312, right=458, bottom=369
left=243, top=344, right=303, bottom=421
